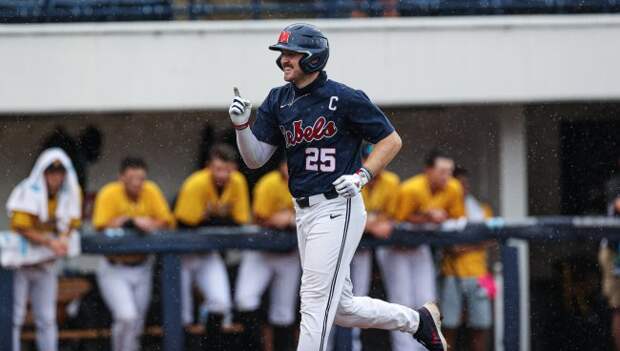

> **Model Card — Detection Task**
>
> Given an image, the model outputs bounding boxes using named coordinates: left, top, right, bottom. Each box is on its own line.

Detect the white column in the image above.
left=496, top=106, right=530, bottom=351
left=498, top=107, right=528, bottom=219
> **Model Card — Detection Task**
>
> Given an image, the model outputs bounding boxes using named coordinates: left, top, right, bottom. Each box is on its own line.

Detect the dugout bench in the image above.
left=1, top=217, right=619, bottom=351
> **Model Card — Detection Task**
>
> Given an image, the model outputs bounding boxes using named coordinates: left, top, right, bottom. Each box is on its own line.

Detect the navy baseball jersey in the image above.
left=251, top=71, right=395, bottom=198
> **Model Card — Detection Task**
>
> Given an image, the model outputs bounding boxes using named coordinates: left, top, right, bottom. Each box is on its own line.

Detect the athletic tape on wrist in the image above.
left=356, top=167, right=373, bottom=187
left=233, top=121, right=250, bottom=130
left=359, top=167, right=373, bottom=181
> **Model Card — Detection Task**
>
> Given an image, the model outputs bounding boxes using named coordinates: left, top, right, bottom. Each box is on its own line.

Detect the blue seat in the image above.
left=44, top=0, right=172, bottom=22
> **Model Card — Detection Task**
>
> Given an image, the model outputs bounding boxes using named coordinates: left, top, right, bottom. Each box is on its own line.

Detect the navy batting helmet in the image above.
left=269, top=23, right=329, bottom=74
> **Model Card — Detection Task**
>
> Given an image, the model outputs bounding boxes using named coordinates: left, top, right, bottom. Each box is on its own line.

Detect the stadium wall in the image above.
left=1, top=15, right=620, bottom=112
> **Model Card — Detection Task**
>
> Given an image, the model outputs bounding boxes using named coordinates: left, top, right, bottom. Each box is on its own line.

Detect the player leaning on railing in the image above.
left=7, top=148, right=82, bottom=351
left=229, top=23, right=447, bottom=351
left=92, top=157, right=175, bottom=351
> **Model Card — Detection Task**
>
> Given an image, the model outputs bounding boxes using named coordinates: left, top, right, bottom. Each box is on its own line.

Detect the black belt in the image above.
left=295, top=189, right=339, bottom=208
left=106, top=257, right=148, bottom=267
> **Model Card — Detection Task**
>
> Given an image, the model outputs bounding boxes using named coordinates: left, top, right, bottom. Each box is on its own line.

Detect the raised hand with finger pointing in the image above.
left=229, top=87, right=252, bottom=130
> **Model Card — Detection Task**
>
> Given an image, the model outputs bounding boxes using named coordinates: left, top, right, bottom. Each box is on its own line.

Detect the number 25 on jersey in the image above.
left=305, top=148, right=335, bottom=172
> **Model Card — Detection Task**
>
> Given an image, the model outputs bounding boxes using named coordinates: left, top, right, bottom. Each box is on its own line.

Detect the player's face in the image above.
left=210, top=158, right=235, bottom=188
left=120, top=167, right=146, bottom=199
left=44, top=170, right=66, bottom=196
left=280, top=50, right=305, bottom=83
left=427, top=158, right=454, bottom=189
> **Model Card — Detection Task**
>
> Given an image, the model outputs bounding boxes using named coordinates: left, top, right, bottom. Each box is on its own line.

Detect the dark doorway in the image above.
left=560, top=119, right=620, bottom=215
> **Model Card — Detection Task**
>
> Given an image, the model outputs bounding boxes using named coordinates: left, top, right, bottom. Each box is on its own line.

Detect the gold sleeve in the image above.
left=232, top=176, right=251, bottom=224
left=174, top=177, right=206, bottom=226
left=92, top=186, right=118, bottom=230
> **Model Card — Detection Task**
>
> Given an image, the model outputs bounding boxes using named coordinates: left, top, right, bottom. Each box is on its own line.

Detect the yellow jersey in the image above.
left=11, top=195, right=81, bottom=235
left=394, top=174, right=465, bottom=221
left=174, top=169, right=250, bottom=226
left=92, top=180, right=174, bottom=230
left=361, top=170, right=400, bottom=217
left=442, top=201, right=493, bottom=278
left=253, top=170, right=293, bottom=220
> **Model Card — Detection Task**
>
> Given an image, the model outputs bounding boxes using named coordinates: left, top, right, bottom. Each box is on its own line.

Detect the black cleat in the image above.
left=413, top=303, right=448, bottom=351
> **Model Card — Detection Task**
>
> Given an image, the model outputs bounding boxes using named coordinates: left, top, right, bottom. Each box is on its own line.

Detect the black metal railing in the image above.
left=1, top=216, right=620, bottom=351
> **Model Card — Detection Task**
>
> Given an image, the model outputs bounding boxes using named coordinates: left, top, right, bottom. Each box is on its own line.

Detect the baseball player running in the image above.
left=228, top=23, right=447, bottom=351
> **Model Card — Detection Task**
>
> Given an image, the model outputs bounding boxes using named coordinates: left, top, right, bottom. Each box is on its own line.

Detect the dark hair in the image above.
left=209, top=144, right=238, bottom=164
left=44, top=160, right=66, bottom=173
left=120, top=157, right=148, bottom=173
left=424, top=149, right=452, bottom=168
left=453, top=166, right=469, bottom=178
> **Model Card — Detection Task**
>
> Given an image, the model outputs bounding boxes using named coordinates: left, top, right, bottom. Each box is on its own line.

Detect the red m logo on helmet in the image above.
left=278, top=31, right=290, bottom=43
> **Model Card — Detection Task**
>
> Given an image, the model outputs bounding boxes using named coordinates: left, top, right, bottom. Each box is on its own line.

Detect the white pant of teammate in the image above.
left=235, top=251, right=301, bottom=326
left=376, top=246, right=437, bottom=351
left=97, top=257, right=153, bottom=351
left=295, top=194, right=420, bottom=351
left=181, top=253, right=232, bottom=324
left=13, top=261, right=58, bottom=351
left=350, top=250, right=372, bottom=351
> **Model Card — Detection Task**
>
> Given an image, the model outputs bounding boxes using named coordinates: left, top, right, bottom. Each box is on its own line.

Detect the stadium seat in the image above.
left=0, top=0, right=45, bottom=23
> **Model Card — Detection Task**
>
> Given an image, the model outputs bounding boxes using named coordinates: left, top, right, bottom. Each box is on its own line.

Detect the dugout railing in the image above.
left=1, top=216, right=619, bottom=351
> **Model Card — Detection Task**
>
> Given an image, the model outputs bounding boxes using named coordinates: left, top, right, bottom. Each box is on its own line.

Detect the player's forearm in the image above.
left=235, top=128, right=278, bottom=169
left=16, top=228, right=53, bottom=246
left=363, top=131, right=402, bottom=176
left=152, top=218, right=171, bottom=230
left=407, top=213, right=432, bottom=224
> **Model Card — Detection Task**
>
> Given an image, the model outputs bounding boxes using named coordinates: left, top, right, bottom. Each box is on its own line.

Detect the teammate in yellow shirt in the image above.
left=441, top=167, right=493, bottom=351
left=174, top=144, right=250, bottom=350
left=175, top=144, right=250, bottom=227
left=7, top=148, right=82, bottom=351
left=393, top=153, right=464, bottom=225
left=379, top=150, right=464, bottom=351
left=234, top=156, right=299, bottom=351
left=93, top=157, right=174, bottom=351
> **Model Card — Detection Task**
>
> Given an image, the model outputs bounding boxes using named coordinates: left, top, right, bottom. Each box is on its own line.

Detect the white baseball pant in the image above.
left=13, top=261, right=58, bottom=351
left=376, top=245, right=437, bottom=351
left=181, top=253, right=232, bottom=324
left=97, top=257, right=153, bottom=351
left=326, top=249, right=373, bottom=351
left=235, top=250, right=301, bottom=326
left=350, top=250, right=372, bottom=297
left=295, top=194, right=420, bottom=351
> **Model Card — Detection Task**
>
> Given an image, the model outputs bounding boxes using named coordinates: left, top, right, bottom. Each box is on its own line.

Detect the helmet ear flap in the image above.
left=299, top=52, right=327, bottom=73
left=299, top=56, right=312, bottom=73
left=302, top=55, right=321, bottom=73
left=276, top=54, right=284, bottom=71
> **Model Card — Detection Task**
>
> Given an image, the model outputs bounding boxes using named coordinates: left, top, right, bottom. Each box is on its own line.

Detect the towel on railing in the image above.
left=0, top=230, right=81, bottom=267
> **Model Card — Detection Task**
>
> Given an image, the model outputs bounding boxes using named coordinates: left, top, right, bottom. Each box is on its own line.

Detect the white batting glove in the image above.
left=229, top=87, right=252, bottom=130
left=332, top=168, right=373, bottom=199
